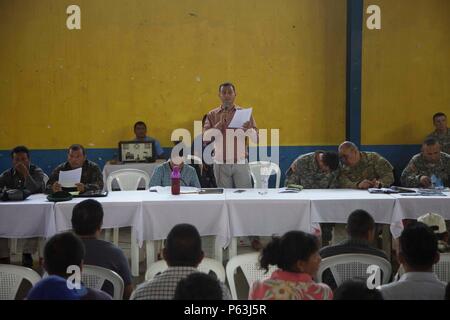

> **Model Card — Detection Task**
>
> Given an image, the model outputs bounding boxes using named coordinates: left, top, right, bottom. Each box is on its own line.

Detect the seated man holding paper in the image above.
left=46, top=144, right=104, bottom=194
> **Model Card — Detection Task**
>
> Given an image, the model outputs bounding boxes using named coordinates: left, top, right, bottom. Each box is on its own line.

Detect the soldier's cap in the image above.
left=417, top=212, right=447, bottom=234
left=47, top=190, right=73, bottom=202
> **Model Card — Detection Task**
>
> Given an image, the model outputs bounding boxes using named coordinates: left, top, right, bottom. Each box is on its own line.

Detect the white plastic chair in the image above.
left=81, top=265, right=124, bottom=300
left=145, top=258, right=226, bottom=283
left=225, top=252, right=277, bottom=300
left=105, top=169, right=150, bottom=245
left=0, top=264, right=41, bottom=300
left=248, top=161, right=281, bottom=188
left=316, top=254, right=392, bottom=287
left=433, top=253, right=450, bottom=282
left=42, top=173, right=49, bottom=187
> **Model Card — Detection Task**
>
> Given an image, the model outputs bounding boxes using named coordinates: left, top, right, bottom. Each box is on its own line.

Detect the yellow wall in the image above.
left=0, top=0, right=346, bottom=149
left=362, top=0, right=450, bottom=145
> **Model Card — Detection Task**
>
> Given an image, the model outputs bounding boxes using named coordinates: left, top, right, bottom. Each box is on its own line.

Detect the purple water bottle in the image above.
left=171, top=166, right=181, bottom=195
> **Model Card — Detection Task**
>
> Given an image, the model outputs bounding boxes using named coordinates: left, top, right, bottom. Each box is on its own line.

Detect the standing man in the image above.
left=426, top=112, right=450, bottom=154
left=133, top=121, right=165, bottom=159
left=203, top=82, right=257, bottom=189
left=401, top=137, right=450, bottom=188
left=0, top=146, right=45, bottom=266
left=46, top=144, right=103, bottom=194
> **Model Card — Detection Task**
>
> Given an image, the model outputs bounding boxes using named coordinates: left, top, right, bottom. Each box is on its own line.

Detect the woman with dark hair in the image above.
left=249, top=230, right=332, bottom=300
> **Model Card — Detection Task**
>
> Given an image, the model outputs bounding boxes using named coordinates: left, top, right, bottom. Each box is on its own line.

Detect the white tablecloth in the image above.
left=390, top=192, right=450, bottom=238
left=54, top=191, right=145, bottom=245
left=0, top=194, right=55, bottom=238
left=141, top=190, right=229, bottom=248
left=225, top=189, right=312, bottom=237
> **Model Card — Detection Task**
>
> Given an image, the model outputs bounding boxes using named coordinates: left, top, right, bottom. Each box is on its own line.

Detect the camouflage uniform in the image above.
left=427, top=129, right=450, bottom=154
left=400, top=152, right=450, bottom=187
left=285, top=151, right=339, bottom=188
left=46, top=160, right=104, bottom=193
left=338, top=152, right=394, bottom=189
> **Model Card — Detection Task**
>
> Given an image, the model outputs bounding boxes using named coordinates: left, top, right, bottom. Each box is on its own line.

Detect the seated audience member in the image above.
left=149, top=143, right=201, bottom=188
left=319, top=209, right=389, bottom=289
left=27, top=232, right=112, bottom=300
left=285, top=150, right=340, bottom=188
left=401, top=137, right=450, bottom=188
left=131, top=223, right=230, bottom=300
left=46, top=144, right=103, bottom=194
left=418, top=212, right=449, bottom=253
left=71, top=199, right=133, bottom=299
left=249, top=230, right=333, bottom=300
left=133, top=121, right=165, bottom=159
left=378, top=222, right=446, bottom=300
left=426, top=112, right=450, bottom=154
left=333, top=280, right=383, bottom=300
left=173, top=272, right=223, bottom=300
left=0, top=146, right=45, bottom=266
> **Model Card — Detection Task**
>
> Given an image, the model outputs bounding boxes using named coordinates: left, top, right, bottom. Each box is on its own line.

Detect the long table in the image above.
left=1, top=189, right=449, bottom=276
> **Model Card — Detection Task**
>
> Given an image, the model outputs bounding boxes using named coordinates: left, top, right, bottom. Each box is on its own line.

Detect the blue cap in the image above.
left=27, top=275, right=88, bottom=300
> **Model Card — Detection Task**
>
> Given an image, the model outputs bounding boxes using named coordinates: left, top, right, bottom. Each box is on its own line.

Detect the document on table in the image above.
left=58, top=168, right=82, bottom=188
left=228, top=108, right=252, bottom=128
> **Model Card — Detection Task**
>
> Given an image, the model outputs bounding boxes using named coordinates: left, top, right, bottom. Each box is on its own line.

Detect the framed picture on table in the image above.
left=118, top=141, right=156, bottom=163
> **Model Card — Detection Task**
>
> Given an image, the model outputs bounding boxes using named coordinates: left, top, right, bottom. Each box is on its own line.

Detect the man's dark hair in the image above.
left=433, top=112, right=446, bottom=122
left=174, top=273, right=223, bottom=300
left=260, top=230, right=319, bottom=273
left=423, top=137, right=439, bottom=147
left=400, top=222, right=438, bottom=270
left=68, top=144, right=86, bottom=156
left=134, top=121, right=147, bottom=130
left=333, top=280, right=383, bottom=300
left=218, top=82, right=236, bottom=93
left=71, top=199, right=104, bottom=236
left=44, top=232, right=85, bottom=277
left=165, top=224, right=202, bottom=267
left=346, top=209, right=375, bottom=239
left=322, top=151, right=339, bottom=171
left=11, top=145, right=30, bottom=159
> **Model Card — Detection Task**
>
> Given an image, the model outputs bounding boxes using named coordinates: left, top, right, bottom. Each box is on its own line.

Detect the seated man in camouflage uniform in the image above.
left=285, top=151, right=340, bottom=188
left=285, top=150, right=340, bottom=245
left=426, top=112, right=450, bottom=155
left=338, top=141, right=394, bottom=189
left=401, top=137, right=450, bottom=188
left=46, top=144, right=103, bottom=194
left=333, top=142, right=394, bottom=245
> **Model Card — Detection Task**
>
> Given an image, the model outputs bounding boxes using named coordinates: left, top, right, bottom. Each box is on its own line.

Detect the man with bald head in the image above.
left=337, top=141, right=394, bottom=189
left=401, top=137, right=450, bottom=188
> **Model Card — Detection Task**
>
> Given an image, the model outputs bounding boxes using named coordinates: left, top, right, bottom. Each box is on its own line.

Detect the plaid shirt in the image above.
left=130, top=266, right=231, bottom=300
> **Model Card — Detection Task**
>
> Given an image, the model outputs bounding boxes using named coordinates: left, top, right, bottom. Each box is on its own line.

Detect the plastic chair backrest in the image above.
left=225, top=252, right=277, bottom=300
left=145, top=258, right=226, bottom=283
left=81, top=265, right=124, bottom=300
left=248, top=161, right=281, bottom=188
left=106, top=169, right=150, bottom=191
left=433, top=253, right=450, bottom=282
left=0, top=264, right=41, bottom=300
left=316, top=253, right=392, bottom=287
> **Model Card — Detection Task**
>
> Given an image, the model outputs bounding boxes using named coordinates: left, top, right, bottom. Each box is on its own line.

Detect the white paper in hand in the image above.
left=58, top=168, right=82, bottom=188
left=228, top=108, right=252, bottom=128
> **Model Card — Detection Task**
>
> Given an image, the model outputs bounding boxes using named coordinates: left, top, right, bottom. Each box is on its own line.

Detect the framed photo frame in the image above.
left=118, top=141, right=156, bottom=163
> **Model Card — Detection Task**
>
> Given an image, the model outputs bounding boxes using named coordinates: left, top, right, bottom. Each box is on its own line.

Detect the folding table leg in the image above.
left=214, top=236, right=223, bottom=263
left=130, top=229, right=139, bottom=277
left=146, top=240, right=156, bottom=271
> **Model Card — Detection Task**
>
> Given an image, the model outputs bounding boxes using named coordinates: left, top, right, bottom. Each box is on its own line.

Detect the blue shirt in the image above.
left=149, top=161, right=201, bottom=188
left=134, top=136, right=164, bottom=157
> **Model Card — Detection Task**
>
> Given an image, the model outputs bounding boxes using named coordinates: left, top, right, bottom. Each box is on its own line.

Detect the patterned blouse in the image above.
left=249, top=269, right=333, bottom=300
